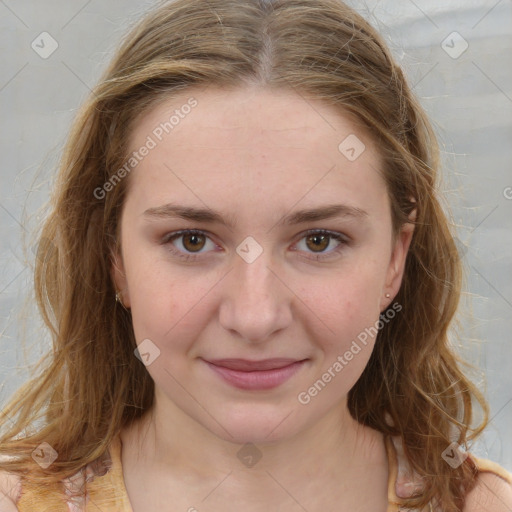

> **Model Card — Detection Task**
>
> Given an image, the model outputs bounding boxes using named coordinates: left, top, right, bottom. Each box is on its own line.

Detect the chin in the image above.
left=203, top=404, right=301, bottom=446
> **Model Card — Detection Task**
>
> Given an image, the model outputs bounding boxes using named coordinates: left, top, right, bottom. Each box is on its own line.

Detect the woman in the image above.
left=1, top=0, right=511, bottom=510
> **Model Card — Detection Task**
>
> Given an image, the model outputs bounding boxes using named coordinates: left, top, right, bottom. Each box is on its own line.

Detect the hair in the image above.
left=0, top=0, right=489, bottom=510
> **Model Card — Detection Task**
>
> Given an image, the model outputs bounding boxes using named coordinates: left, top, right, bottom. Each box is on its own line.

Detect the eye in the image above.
left=162, top=229, right=215, bottom=261
left=161, top=229, right=349, bottom=262
left=293, top=229, right=349, bottom=261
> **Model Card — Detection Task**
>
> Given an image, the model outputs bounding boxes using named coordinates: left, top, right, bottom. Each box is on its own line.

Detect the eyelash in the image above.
left=161, top=228, right=350, bottom=262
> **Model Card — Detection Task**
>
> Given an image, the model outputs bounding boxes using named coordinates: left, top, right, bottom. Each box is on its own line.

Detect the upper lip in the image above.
left=204, top=358, right=305, bottom=371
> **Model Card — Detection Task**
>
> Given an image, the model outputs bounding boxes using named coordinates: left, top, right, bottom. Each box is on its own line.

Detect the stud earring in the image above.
left=115, top=290, right=129, bottom=310
left=385, top=293, right=391, bottom=298
left=116, top=291, right=130, bottom=311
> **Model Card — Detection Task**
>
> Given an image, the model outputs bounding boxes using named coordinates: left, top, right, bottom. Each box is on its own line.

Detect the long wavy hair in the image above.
left=0, top=0, right=489, bottom=510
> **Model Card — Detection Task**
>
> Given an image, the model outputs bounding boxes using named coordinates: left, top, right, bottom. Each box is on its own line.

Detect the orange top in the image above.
left=14, top=433, right=512, bottom=512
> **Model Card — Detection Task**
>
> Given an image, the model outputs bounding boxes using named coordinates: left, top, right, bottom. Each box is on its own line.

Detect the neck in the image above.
left=121, top=391, right=388, bottom=497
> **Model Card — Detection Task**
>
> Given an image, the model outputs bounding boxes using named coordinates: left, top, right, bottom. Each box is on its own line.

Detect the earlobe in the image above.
left=110, top=247, right=131, bottom=308
left=381, top=218, right=415, bottom=310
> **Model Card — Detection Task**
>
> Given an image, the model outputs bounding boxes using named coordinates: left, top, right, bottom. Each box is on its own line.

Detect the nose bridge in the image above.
left=235, top=245, right=276, bottom=299
left=219, top=240, right=291, bottom=343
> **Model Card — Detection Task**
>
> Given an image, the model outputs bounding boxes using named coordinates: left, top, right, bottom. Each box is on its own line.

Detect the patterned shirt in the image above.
left=10, top=433, right=512, bottom=511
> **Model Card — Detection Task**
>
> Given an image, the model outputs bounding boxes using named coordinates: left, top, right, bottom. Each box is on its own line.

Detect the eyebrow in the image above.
left=142, top=202, right=368, bottom=229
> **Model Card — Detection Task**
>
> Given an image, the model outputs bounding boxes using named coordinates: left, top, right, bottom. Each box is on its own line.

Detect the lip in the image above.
left=203, top=358, right=307, bottom=390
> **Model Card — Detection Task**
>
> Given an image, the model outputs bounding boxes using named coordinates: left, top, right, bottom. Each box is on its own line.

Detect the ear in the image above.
left=380, top=211, right=416, bottom=311
left=110, top=244, right=131, bottom=309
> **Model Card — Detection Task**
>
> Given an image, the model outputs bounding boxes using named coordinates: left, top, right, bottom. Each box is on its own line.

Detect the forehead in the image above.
left=129, top=85, right=375, bottom=152
left=124, top=86, right=387, bottom=220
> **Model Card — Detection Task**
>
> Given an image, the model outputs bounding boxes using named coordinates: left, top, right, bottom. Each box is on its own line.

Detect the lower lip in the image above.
left=204, top=360, right=306, bottom=390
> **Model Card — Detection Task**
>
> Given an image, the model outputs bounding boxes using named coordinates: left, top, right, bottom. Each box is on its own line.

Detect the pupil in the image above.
left=186, top=234, right=203, bottom=251
left=310, top=234, right=327, bottom=251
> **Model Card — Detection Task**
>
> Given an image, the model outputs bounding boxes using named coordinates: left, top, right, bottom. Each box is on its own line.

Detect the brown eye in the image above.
left=305, top=233, right=330, bottom=252
left=182, top=232, right=206, bottom=252
left=294, top=229, right=349, bottom=261
left=162, top=229, right=215, bottom=261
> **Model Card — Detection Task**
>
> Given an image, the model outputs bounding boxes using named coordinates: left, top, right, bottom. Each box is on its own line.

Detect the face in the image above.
left=112, top=86, right=413, bottom=444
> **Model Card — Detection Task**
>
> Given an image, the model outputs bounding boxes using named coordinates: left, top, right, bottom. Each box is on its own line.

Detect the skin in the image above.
left=1, top=87, right=510, bottom=512
left=110, top=85, right=415, bottom=511
left=109, top=84, right=415, bottom=510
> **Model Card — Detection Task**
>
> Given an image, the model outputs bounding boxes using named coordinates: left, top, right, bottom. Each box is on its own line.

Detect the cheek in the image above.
left=125, top=252, right=214, bottom=350
left=302, top=264, right=387, bottom=381
left=304, top=263, right=385, bottom=340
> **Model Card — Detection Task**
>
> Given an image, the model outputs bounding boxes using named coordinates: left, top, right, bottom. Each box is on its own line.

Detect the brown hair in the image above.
left=0, top=0, right=488, bottom=510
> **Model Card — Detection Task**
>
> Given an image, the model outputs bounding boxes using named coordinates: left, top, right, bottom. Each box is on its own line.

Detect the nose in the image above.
left=218, top=246, right=293, bottom=344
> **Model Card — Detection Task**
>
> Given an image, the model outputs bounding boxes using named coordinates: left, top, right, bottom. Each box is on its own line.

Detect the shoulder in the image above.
left=0, top=440, right=114, bottom=512
left=387, top=436, right=512, bottom=511
left=0, top=468, right=69, bottom=511
left=463, top=470, right=512, bottom=512
left=0, top=469, right=22, bottom=510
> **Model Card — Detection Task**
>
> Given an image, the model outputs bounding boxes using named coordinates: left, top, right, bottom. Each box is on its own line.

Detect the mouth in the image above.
left=202, top=358, right=308, bottom=390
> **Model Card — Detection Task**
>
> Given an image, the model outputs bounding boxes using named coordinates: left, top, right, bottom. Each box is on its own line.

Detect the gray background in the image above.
left=1, top=0, right=511, bottom=472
